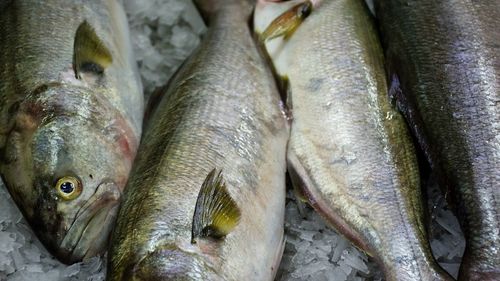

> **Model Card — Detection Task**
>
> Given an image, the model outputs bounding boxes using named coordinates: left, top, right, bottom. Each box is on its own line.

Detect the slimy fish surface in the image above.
left=376, top=1, right=500, bottom=280
left=0, top=0, right=143, bottom=264
left=107, top=0, right=288, bottom=280
left=255, top=1, right=453, bottom=280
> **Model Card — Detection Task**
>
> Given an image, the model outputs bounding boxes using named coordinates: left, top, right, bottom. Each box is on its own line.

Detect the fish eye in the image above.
left=55, top=176, right=82, bottom=200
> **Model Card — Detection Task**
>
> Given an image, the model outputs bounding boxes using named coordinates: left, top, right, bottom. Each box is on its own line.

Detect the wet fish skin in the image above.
left=375, top=1, right=500, bottom=280
left=255, top=0, right=453, bottom=280
left=107, top=1, right=288, bottom=281
left=0, top=0, right=143, bottom=264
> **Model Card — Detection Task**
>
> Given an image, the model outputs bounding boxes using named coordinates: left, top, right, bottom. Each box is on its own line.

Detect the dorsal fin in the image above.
left=191, top=169, right=241, bottom=244
left=260, top=1, right=313, bottom=42
left=73, top=21, right=113, bottom=79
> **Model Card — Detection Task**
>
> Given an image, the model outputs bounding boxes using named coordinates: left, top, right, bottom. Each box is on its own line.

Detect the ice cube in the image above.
left=331, top=237, right=349, bottom=263
left=123, top=0, right=155, bottom=20
left=62, top=262, right=81, bottom=277
left=436, top=210, right=462, bottom=237
left=342, top=251, right=369, bottom=274
left=339, top=259, right=354, bottom=276
left=0, top=232, right=20, bottom=253
left=171, top=26, right=200, bottom=49
left=298, top=230, right=317, bottom=242
left=26, top=263, right=43, bottom=273
left=82, top=256, right=103, bottom=274
left=0, top=260, right=15, bottom=275
left=157, top=1, right=185, bottom=26
left=182, top=1, right=207, bottom=34
left=11, top=248, right=25, bottom=269
left=22, top=244, right=41, bottom=263
left=440, top=262, right=460, bottom=279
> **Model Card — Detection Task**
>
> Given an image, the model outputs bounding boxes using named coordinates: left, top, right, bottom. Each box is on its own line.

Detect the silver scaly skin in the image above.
left=107, top=1, right=288, bottom=280
left=255, top=0, right=452, bottom=280
left=0, top=0, right=143, bottom=264
left=375, top=1, right=500, bottom=280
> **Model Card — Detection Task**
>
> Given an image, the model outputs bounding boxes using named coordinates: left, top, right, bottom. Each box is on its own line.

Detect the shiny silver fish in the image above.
left=107, top=0, right=288, bottom=280
left=0, top=0, right=143, bottom=264
left=375, top=1, right=500, bottom=280
left=255, top=0, right=452, bottom=280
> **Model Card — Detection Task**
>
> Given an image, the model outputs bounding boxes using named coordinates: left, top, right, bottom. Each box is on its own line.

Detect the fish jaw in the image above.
left=57, top=181, right=121, bottom=264
left=0, top=85, right=136, bottom=263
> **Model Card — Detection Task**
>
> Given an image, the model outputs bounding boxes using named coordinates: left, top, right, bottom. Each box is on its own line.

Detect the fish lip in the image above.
left=57, top=180, right=121, bottom=263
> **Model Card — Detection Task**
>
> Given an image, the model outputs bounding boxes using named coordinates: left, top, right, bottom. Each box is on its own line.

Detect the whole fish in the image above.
left=255, top=1, right=452, bottom=280
left=107, top=1, right=288, bottom=280
left=375, top=1, right=500, bottom=280
left=0, top=0, right=143, bottom=264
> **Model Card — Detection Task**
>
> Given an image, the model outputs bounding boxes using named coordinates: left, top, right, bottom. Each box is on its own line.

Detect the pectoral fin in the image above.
left=73, top=21, right=113, bottom=79
left=260, top=1, right=313, bottom=42
left=191, top=169, right=241, bottom=244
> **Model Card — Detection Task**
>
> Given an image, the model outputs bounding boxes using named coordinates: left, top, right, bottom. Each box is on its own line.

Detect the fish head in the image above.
left=0, top=84, right=138, bottom=264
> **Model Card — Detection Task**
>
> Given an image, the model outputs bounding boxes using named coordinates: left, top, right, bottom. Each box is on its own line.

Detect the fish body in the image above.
left=375, top=1, right=500, bottom=280
left=107, top=1, right=288, bottom=280
left=255, top=0, right=452, bottom=280
left=0, top=0, right=143, bottom=264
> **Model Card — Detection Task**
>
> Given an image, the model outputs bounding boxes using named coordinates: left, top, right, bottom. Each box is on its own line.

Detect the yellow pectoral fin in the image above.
left=73, top=21, right=113, bottom=79
left=260, top=1, right=313, bottom=42
left=191, top=168, right=241, bottom=244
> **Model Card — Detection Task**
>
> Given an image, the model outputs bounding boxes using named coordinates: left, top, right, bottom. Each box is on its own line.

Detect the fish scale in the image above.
left=0, top=0, right=143, bottom=264
left=255, top=0, right=453, bottom=280
left=108, top=1, right=288, bottom=280
left=376, top=1, right=500, bottom=280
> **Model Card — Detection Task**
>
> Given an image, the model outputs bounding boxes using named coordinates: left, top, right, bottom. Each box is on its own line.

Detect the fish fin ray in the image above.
left=191, top=169, right=241, bottom=243
left=260, top=1, right=313, bottom=42
left=73, top=21, right=113, bottom=79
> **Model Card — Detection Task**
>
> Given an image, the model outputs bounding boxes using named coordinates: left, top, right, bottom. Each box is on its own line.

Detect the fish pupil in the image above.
left=60, top=182, right=74, bottom=193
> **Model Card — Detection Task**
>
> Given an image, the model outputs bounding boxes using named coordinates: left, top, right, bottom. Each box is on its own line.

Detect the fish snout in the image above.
left=126, top=248, right=220, bottom=281
left=56, top=181, right=122, bottom=264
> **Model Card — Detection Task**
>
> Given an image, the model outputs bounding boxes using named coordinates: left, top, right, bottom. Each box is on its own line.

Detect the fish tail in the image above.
left=194, top=0, right=253, bottom=22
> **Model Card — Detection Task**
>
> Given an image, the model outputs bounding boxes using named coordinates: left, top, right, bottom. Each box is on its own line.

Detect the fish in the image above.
left=375, top=1, right=500, bottom=280
left=0, top=0, right=144, bottom=264
left=255, top=0, right=453, bottom=280
left=106, top=0, right=289, bottom=280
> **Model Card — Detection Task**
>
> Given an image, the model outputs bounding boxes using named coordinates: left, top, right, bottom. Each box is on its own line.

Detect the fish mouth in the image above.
left=57, top=181, right=121, bottom=264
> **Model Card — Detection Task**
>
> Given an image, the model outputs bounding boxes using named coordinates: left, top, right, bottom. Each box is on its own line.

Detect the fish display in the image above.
left=0, top=0, right=144, bottom=264
left=255, top=0, right=453, bottom=280
left=375, top=1, right=500, bottom=280
left=107, top=0, right=289, bottom=280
